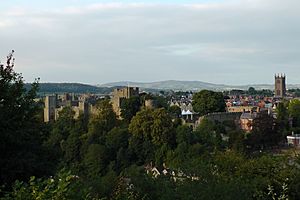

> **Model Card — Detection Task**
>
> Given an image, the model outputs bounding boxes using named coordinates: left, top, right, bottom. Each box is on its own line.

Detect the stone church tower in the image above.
left=275, top=74, right=286, bottom=97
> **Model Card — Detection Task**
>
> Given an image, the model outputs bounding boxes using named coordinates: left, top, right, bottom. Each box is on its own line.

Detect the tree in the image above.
left=246, top=113, right=280, bottom=150
left=105, top=127, right=130, bottom=169
left=276, top=101, right=289, bottom=134
left=248, top=87, right=256, bottom=95
left=194, top=118, right=223, bottom=150
left=168, top=105, right=181, bottom=119
left=46, top=106, right=76, bottom=165
left=63, top=130, right=82, bottom=169
left=2, top=169, right=92, bottom=200
left=84, top=144, right=108, bottom=178
left=129, top=108, right=174, bottom=147
left=120, top=96, right=141, bottom=123
left=128, top=109, right=154, bottom=142
left=176, top=125, right=194, bottom=145
left=192, top=90, right=225, bottom=116
left=0, top=51, right=50, bottom=185
left=151, top=108, right=175, bottom=146
left=106, top=127, right=129, bottom=153
left=47, top=106, right=76, bottom=148
left=128, top=108, right=175, bottom=164
left=288, top=99, right=300, bottom=127
left=87, top=99, right=117, bottom=144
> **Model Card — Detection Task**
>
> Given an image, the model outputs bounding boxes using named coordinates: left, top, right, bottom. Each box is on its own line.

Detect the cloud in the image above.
left=152, top=44, right=263, bottom=58
left=47, top=3, right=163, bottom=15
left=0, top=0, right=300, bottom=84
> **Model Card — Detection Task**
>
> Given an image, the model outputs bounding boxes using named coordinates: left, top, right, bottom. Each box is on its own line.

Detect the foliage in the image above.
left=288, top=88, right=300, bottom=97
left=2, top=52, right=300, bottom=199
left=276, top=101, right=289, bottom=136
left=246, top=113, right=280, bottom=150
left=192, top=90, right=226, bottom=116
left=0, top=51, right=51, bottom=185
left=168, top=105, right=181, bottom=118
left=129, top=108, right=175, bottom=147
left=194, top=118, right=223, bottom=150
left=288, top=99, right=300, bottom=127
left=120, top=96, right=141, bottom=123
left=1, top=170, right=92, bottom=200
left=248, top=87, right=256, bottom=95
left=87, top=99, right=117, bottom=144
left=25, top=83, right=114, bottom=95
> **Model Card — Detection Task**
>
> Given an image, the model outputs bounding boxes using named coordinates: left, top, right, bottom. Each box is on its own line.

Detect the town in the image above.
left=42, top=73, right=300, bottom=148
left=3, top=53, right=300, bottom=199
left=2, top=0, right=300, bottom=198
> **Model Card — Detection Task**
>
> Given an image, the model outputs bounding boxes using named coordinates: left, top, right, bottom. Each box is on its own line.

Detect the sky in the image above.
left=0, top=0, right=299, bottom=85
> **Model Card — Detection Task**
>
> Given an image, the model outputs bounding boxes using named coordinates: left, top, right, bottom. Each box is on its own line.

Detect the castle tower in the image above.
left=111, top=87, right=139, bottom=116
left=44, top=95, right=57, bottom=122
left=275, top=74, right=286, bottom=97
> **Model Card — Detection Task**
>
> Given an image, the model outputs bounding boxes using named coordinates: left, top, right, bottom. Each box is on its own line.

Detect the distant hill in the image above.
left=24, top=81, right=300, bottom=94
left=99, top=80, right=229, bottom=91
left=25, top=83, right=113, bottom=94
left=99, top=80, right=300, bottom=91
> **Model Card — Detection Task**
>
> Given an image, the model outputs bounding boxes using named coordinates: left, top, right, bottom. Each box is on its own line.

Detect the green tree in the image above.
left=105, top=127, right=130, bottom=170
left=84, top=144, right=108, bottom=178
left=194, top=118, right=223, bottom=150
left=228, top=130, right=245, bottom=152
left=175, top=125, right=194, bottom=145
left=129, top=108, right=175, bottom=147
left=106, top=127, right=129, bottom=153
left=0, top=51, right=50, bottom=185
left=46, top=107, right=76, bottom=164
left=248, top=87, right=256, bottom=95
left=128, top=109, right=155, bottom=163
left=152, top=95, right=168, bottom=109
left=246, top=113, right=280, bottom=150
left=1, top=170, right=92, bottom=200
left=276, top=101, right=289, bottom=136
left=87, top=99, right=117, bottom=144
left=192, top=90, right=225, bottom=116
left=168, top=105, right=181, bottom=119
left=151, top=108, right=175, bottom=146
left=47, top=107, right=76, bottom=147
left=120, top=96, right=141, bottom=123
left=128, top=108, right=175, bottom=164
left=288, top=99, right=300, bottom=127
left=63, top=130, right=82, bottom=169
left=128, top=109, right=154, bottom=142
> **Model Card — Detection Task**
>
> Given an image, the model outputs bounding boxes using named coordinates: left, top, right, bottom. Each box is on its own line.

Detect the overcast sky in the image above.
left=0, top=0, right=299, bottom=85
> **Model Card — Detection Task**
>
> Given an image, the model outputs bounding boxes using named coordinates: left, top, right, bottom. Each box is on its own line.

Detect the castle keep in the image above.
left=111, top=87, right=139, bottom=116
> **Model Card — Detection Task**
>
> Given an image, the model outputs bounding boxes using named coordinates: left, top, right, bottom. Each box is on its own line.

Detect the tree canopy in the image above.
left=1, top=52, right=300, bottom=200
left=192, top=90, right=226, bottom=116
left=0, top=51, right=51, bottom=185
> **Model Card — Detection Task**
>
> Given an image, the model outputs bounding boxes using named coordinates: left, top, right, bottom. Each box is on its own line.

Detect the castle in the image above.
left=43, top=93, right=97, bottom=122
left=111, top=87, right=140, bottom=116
left=43, top=86, right=157, bottom=122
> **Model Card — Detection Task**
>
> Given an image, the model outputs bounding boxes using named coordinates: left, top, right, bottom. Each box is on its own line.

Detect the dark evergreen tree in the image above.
left=120, top=96, right=141, bottom=123
left=246, top=113, right=280, bottom=150
left=0, top=51, right=50, bottom=185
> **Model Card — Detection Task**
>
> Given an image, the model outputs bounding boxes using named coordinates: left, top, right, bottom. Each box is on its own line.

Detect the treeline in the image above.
left=288, top=88, right=300, bottom=97
left=24, top=83, right=163, bottom=95
left=224, top=87, right=273, bottom=96
left=24, top=83, right=114, bottom=94
left=2, top=99, right=297, bottom=199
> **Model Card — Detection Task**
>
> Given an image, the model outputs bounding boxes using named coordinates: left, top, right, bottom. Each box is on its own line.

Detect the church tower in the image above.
left=275, top=74, right=286, bottom=97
